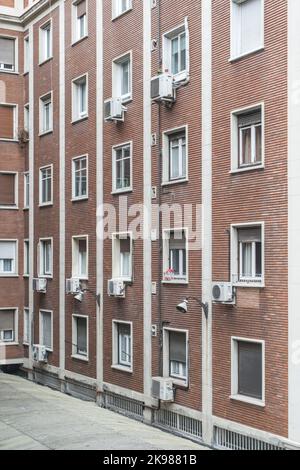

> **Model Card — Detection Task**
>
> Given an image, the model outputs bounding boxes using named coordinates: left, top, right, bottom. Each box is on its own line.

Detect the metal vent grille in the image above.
left=214, top=426, right=285, bottom=450
left=154, top=409, right=202, bottom=439
left=103, top=392, right=144, bottom=420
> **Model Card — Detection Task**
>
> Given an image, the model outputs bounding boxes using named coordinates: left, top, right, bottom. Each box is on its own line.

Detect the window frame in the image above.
left=163, top=20, right=190, bottom=83
left=72, top=314, right=89, bottom=361
left=72, top=154, right=88, bottom=201
left=112, top=141, right=133, bottom=194
left=0, top=171, right=18, bottom=209
left=0, top=239, right=18, bottom=277
left=39, top=309, right=53, bottom=352
left=112, top=50, right=132, bottom=103
left=0, top=103, right=18, bottom=141
left=39, top=164, right=53, bottom=207
left=231, top=102, right=264, bottom=173
left=72, top=0, right=88, bottom=45
left=23, top=239, right=29, bottom=277
left=38, top=237, right=53, bottom=278
left=72, top=235, right=89, bottom=280
left=39, top=19, right=53, bottom=65
left=24, top=35, right=29, bottom=74
left=112, top=320, right=133, bottom=373
left=112, top=231, right=133, bottom=282
left=0, top=307, right=18, bottom=345
left=162, top=227, right=189, bottom=284
left=72, top=73, right=88, bottom=123
left=24, top=171, right=29, bottom=209
left=39, top=91, right=53, bottom=136
left=231, top=336, right=265, bottom=407
left=163, top=327, right=189, bottom=386
left=112, top=0, right=133, bottom=20
left=23, top=307, right=30, bottom=345
left=162, top=125, right=188, bottom=185
left=0, top=35, right=18, bottom=74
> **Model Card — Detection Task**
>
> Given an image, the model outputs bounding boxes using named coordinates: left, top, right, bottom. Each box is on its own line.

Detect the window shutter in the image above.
left=0, top=37, right=15, bottom=66
left=0, top=105, right=14, bottom=139
left=0, top=241, right=15, bottom=259
left=0, top=173, right=15, bottom=205
left=238, top=110, right=261, bottom=127
left=169, top=331, right=186, bottom=363
left=120, top=237, right=130, bottom=253
left=238, top=227, right=261, bottom=242
left=0, top=309, right=15, bottom=330
left=238, top=341, right=262, bottom=399
left=169, top=231, right=185, bottom=249
left=77, top=0, right=86, bottom=17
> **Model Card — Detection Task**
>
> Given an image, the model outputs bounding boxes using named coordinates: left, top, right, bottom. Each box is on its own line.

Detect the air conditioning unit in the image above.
left=33, top=278, right=47, bottom=293
left=152, top=377, right=174, bottom=402
left=104, top=97, right=125, bottom=122
left=32, top=344, right=48, bottom=363
left=151, top=74, right=175, bottom=103
left=212, top=282, right=235, bottom=304
left=66, top=278, right=81, bottom=295
left=0, top=329, right=14, bottom=342
left=107, top=279, right=126, bottom=298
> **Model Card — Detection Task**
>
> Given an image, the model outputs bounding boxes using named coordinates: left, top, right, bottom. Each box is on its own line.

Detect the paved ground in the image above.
left=0, top=372, right=206, bottom=450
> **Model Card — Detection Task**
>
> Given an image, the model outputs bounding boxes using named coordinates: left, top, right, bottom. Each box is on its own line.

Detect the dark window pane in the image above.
left=238, top=341, right=262, bottom=400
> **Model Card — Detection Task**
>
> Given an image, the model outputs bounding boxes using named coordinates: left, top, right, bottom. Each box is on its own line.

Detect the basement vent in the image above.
left=103, top=392, right=144, bottom=420
left=34, top=370, right=61, bottom=391
left=154, top=409, right=202, bottom=440
left=214, top=426, right=285, bottom=450
left=65, top=379, right=96, bottom=402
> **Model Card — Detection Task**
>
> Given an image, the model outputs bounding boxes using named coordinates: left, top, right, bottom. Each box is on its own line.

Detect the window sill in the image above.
left=39, top=57, right=53, bottom=67
left=111, top=364, right=133, bottom=374
left=112, top=7, right=133, bottom=21
left=0, top=70, right=18, bottom=75
left=233, top=281, right=264, bottom=289
left=0, top=205, right=18, bottom=210
left=23, top=342, right=29, bottom=346
left=38, top=275, right=53, bottom=279
left=71, top=354, right=89, bottom=362
left=111, top=188, right=133, bottom=195
left=162, top=280, right=188, bottom=285
left=23, top=274, right=29, bottom=278
left=71, top=115, right=88, bottom=125
left=170, top=377, right=188, bottom=388
left=162, top=178, right=188, bottom=187
left=0, top=341, right=19, bottom=346
left=39, top=130, right=53, bottom=137
left=72, top=275, right=88, bottom=281
left=229, top=46, right=264, bottom=63
left=230, top=164, right=264, bottom=175
left=0, top=138, right=18, bottom=143
left=230, top=394, right=265, bottom=408
left=23, top=207, right=29, bottom=211
left=121, top=96, right=132, bottom=105
left=173, top=71, right=188, bottom=84
left=71, top=196, right=89, bottom=202
left=71, top=34, right=88, bottom=47
left=39, top=202, right=53, bottom=207
left=0, top=274, right=18, bottom=278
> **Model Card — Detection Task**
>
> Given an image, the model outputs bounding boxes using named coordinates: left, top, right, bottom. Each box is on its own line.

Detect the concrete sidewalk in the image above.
left=0, top=372, right=206, bottom=450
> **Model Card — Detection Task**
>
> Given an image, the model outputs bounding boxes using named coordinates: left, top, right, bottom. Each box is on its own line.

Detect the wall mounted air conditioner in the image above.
left=107, top=279, right=126, bottom=298
left=151, top=74, right=175, bottom=103
left=66, top=278, right=81, bottom=295
left=151, top=377, right=174, bottom=402
left=0, top=329, right=14, bottom=342
left=104, top=97, right=125, bottom=122
left=212, top=282, right=235, bottom=304
left=32, top=344, right=48, bottom=363
left=33, top=278, right=47, bottom=293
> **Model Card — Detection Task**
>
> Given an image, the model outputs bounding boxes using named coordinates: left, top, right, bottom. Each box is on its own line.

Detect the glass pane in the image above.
left=121, top=60, right=129, bottom=96
left=255, top=125, right=262, bottom=163
left=170, top=144, right=179, bottom=179
left=123, top=157, right=131, bottom=188
left=171, top=37, right=179, bottom=74
left=180, top=33, right=186, bottom=71
left=80, top=83, right=86, bottom=113
left=121, top=252, right=130, bottom=277
left=255, top=242, right=262, bottom=277
left=241, top=242, right=252, bottom=277
left=3, top=259, right=12, bottom=272
left=241, top=127, right=252, bottom=165
left=116, top=159, right=122, bottom=189
left=170, top=249, right=180, bottom=274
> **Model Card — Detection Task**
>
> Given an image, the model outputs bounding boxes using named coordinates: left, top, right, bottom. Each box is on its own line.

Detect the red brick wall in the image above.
left=0, top=0, right=15, bottom=7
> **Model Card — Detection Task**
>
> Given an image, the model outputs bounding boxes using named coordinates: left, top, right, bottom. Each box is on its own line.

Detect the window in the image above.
left=163, top=329, right=188, bottom=384
left=39, top=166, right=52, bottom=206
left=232, top=338, right=264, bottom=404
left=72, top=75, right=88, bottom=122
left=112, top=321, right=132, bottom=370
left=112, top=143, right=132, bottom=192
left=0, top=241, right=17, bottom=276
left=39, top=310, right=52, bottom=351
left=24, top=240, right=29, bottom=276
left=39, top=239, right=53, bottom=277
left=72, top=315, right=88, bottom=359
left=0, top=37, right=16, bottom=72
left=72, top=236, right=88, bottom=279
left=0, top=172, right=17, bottom=208
left=72, top=0, right=87, bottom=42
left=39, top=21, right=52, bottom=63
left=231, top=0, right=263, bottom=59
left=163, top=127, right=187, bottom=183
left=23, top=308, right=30, bottom=345
left=24, top=104, right=29, bottom=132
left=0, top=104, right=17, bottom=140
left=72, top=155, right=88, bottom=200
left=24, top=36, right=29, bottom=73
left=112, top=0, right=132, bottom=19
left=112, top=233, right=132, bottom=281
left=112, top=52, right=132, bottom=102
left=39, top=93, right=52, bottom=134
left=0, top=309, right=17, bottom=344
left=24, top=172, right=29, bottom=208
left=163, top=229, right=188, bottom=283
left=231, top=224, right=264, bottom=286
left=163, top=22, right=189, bottom=82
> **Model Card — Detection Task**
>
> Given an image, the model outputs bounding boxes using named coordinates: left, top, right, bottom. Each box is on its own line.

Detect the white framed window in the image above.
left=39, top=165, right=53, bottom=206
left=0, top=308, right=18, bottom=344
left=231, top=0, right=264, bottom=60
left=112, top=232, right=133, bottom=281
left=0, top=172, right=18, bottom=208
left=39, top=92, right=53, bottom=135
left=162, top=126, right=188, bottom=184
left=0, top=36, right=17, bottom=73
left=24, top=240, right=29, bottom=276
left=112, top=0, right=132, bottom=19
left=24, top=36, right=29, bottom=73
left=72, top=0, right=88, bottom=43
left=39, top=238, right=53, bottom=278
left=24, top=171, right=29, bottom=209
left=231, top=223, right=264, bottom=287
left=112, top=320, right=132, bottom=371
left=231, top=337, right=265, bottom=406
left=39, top=309, right=53, bottom=351
left=72, top=74, right=88, bottom=122
left=0, top=240, right=17, bottom=276
left=112, top=51, right=132, bottom=103
left=163, top=20, right=189, bottom=82
left=24, top=104, right=29, bottom=133
left=112, top=142, right=132, bottom=193
left=72, top=236, right=88, bottom=279
left=0, top=104, right=18, bottom=140
left=23, top=308, right=30, bottom=345
left=231, top=103, right=264, bottom=172
left=39, top=20, right=52, bottom=64
left=163, top=228, right=188, bottom=283
left=72, top=314, right=88, bottom=359
left=163, top=328, right=188, bottom=385
left=72, top=155, right=88, bottom=200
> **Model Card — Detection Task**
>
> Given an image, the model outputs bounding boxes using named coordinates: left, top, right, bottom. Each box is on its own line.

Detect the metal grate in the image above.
left=214, top=426, right=285, bottom=450
left=103, top=392, right=144, bottom=420
left=154, top=409, right=202, bottom=440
